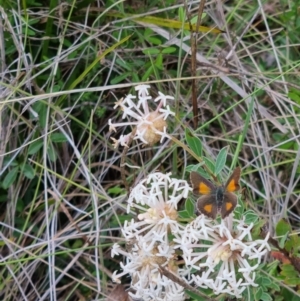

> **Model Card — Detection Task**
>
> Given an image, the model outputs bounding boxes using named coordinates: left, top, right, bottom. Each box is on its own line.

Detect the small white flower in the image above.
left=109, top=85, right=175, bottom=148
left=124, top=172, right=191, bottom=244
left=111, top=243, right=121, bottom=257
left=112, top=239, right=185, bottom=301
left=175, top=215, right=270, bottom=298
left=154, top=91, right=175, bottom=107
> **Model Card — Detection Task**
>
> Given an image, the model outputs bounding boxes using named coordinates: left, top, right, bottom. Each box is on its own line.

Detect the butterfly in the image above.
left=190, top=167, right=241, bottom=219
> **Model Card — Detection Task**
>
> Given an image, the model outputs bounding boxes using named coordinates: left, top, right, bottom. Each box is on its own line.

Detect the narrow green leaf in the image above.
left=22, top=164, right=35, bottom=179
left=38, top=102, right=47, bottom=129
left=255, top=287, right=263, bottom=300
left=115, top=58, right=132, bottom=71
left=2, top=167, right=19, bottom=189
left=185, top=198, right=194, bottom=217
left=145, top=36, right=162, bottom=45
left=215, top=146, right=228, bottom=175
left=190, top=14, right=207, bottom=24
left=155, top=53, right=163, bottom=69
left=142, top=65, right=154, bottom=82
left=142, top=48, right=160, bottom=55
left=108, top=186, right=125, bottom=195
left=16, top=199, right=25, bottom=213
left=110, top=72, right=132, bottom=85
left=203, top=157, right=215, bottom=174
left=185, top=129, right=202, bottom=158
left=186, top=162, right=205, bottom=173
left=161, top=47, right=177, bottom=54
left=50, top=133, right=67, bottom=143
left=28, top=140, right=43, bottom=155
left=47, top=145, right=57, bottom=162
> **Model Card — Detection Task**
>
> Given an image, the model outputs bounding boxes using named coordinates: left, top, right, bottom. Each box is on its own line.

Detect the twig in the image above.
left=159, top=266, right=217, bottom=301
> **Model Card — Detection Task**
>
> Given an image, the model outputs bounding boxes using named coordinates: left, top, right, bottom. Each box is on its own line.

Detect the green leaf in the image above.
left=142, top=48, right=160, bottom=55
left=38, top=102, right=47, bottom=128
left=185, top=129, right=202, bottom=158
left=281, top=264, right=296, bottom=272
left=268, top=280, right=280, bottom=291
left=185, top=164, right=196, bottom=172
left=260, top=276, right=272, bottom=287
left=185, top=198, right=194, bottom=217
left=255, top=287, right=263, bottom=300
left=22, top=163, right=35, bottom=179
left=71, top=239, right=83, bottom=249
left=47, top=145, right=57, bottom=162
left=146, top=37, right=162, bottom=45
left=142, top=65, right=154, bottom=81
left=260, top=292, right=272, bottom=301
left=282, top=287, right=300, bottom=301
left=276, top=219, right=291, bottom=248
left=155, top=53, right=163, bottom=69
left=161, top=47, right=177, bottom=54
left=284, top=277, right=300, bottom=286
left=234, top=197, right=244, bottom=220
left=281, top=264, right=297, bottom=278
left=244, top=210, right=258, bottom=224
left=276, top=219, right=292, bottom=236
left=110, top=72, right=132, bottom=85
left=2, top=167, right=19, bottom=189
left=288, top=90, right=300, bottom=103
left=108, top=186, right=125, bottom=195
left=186, top=163, right=206, bottom=174
left=50, top=133, right=68, bottom=143
left=178, top=210, right=190, bottom=219
left=215, top=146, right=228, bottom=175
left=203, top=157, right=215, bottom=174
left=3, top=156, right=18, bottom=166
left=279, top=237, right=290, bottom=252
left=16, top=198, right=25, bottom=213
left=28, top=140, right=43, bottom=155
left=267, top=260, right=279, bottom=276
left=191, top=13, right=207, bottom=24
left=115, top=58, right=132, bottom=71
left=285, top=233, right=300, bottom=254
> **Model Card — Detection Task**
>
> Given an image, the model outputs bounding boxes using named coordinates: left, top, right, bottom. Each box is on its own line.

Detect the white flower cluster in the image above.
left=112, top=172, right=191, bottom=301
left=108, top=85, right=175, bottom=148
left=112, top=172, right=270, bottom=300
left=175, top=215, right=270, bottom=297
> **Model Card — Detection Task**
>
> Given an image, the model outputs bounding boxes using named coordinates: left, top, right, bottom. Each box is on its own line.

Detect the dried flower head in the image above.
left=108, top=85, right=175, bottom=148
